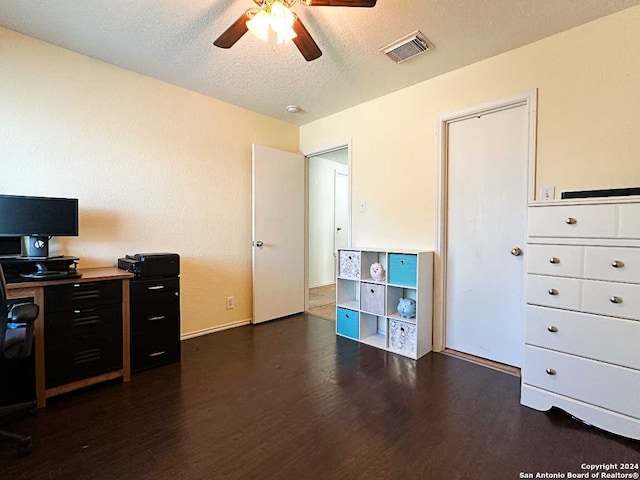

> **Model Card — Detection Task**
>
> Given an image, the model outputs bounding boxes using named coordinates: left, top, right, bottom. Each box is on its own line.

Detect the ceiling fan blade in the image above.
left=302, top=0, right=376, bottom=6
left=292, top=18, right=322, bottom=61
left=213, top=10, right=251, bottom=49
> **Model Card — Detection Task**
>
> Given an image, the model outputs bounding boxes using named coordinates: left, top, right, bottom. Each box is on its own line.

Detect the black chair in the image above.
left=0, top=264, right=39, bottom=455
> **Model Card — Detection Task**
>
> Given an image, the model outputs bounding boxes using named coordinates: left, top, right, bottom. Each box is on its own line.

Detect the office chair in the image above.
left=0, top=264, right=39, bottom=455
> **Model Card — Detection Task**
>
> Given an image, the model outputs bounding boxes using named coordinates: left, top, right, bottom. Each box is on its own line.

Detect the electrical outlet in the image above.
left=540, top=186, right=555, bottom=201
left=226, top=297, right=235, bottom=309
left=359, top=200, right=367, bottom=213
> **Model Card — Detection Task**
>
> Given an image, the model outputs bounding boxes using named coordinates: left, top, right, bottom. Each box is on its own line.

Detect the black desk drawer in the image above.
left=131, top=332, right=180, bottom=372
left=45, top=305, right=122, bottom=343
left=131, top=278, right=179, bottom=298
left=131, top=308, right=179, bottom=336
left=45, top=327, right=123, bottom=388
left=45, top=280, right=122, bottom=313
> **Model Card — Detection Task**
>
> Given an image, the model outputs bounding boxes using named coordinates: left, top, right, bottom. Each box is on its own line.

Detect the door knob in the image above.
left=510, top=247, right=523, bottom=256
left=254, top=241, right=264, bottom=247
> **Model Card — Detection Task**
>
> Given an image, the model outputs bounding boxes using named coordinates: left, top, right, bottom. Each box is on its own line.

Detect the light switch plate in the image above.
left=359, top=200, right=367, bottom=213
left=540, top=186, right=555, bottom=201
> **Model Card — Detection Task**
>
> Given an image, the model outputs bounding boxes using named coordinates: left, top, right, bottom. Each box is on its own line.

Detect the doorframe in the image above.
left=432, top=91, right=538, bottom=352
left=302, top=140, right=353, bottom=311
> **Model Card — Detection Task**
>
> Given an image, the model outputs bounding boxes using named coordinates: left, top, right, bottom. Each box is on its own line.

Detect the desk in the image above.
left=6, top=267, right=134, bottom=408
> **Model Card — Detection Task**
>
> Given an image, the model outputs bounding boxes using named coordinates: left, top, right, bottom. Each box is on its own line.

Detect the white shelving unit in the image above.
left=336, top=248, right=433, bottom=359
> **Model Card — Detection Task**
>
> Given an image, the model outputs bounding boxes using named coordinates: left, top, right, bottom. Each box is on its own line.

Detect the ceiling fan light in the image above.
left=276, top=25, right=297, bottom=44
left=247, top=9, right=271, bottom=42
left=270, top=2, right=295, bottom=29
left=270, top=2, right=297, bottom=44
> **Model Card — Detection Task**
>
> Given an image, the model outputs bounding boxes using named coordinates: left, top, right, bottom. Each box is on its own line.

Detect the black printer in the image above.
left=117, top=252, right=179, bottom=278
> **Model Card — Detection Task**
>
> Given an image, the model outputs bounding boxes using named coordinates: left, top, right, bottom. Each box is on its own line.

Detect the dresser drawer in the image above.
left=528, top=204, right=616, bottom=238
left=339, top=250, right=361, bottom=280
left=45, top=280, right=122, bottom=313
left=526, top=245, right=583, bottom=277
left=526, top=275, right=580, bottom=310
left=582, top=279, right=640, bottom=321
left=619, top=204, right=640, bottom=239
left=45, top=326, right=123, bottom=388
left=523, top=346, right=640, bottom=419
left=388, top=253, right=417, bottom=287
left=336, top=307, right=359, bottom=339
left=584, top=247, right=640, bottom=284
left=360, top=282, right=385, bottom=315
left=525, top=306, right=640, bottom=369
left=45, top=305, right=122, bottom=342
left=131, top=308, right=179, bottom=336
left=131, top=293, right=179, bottom=324
left=131, top=331, right=180, bottom=372
left=130, top=278, right=180, bottom=298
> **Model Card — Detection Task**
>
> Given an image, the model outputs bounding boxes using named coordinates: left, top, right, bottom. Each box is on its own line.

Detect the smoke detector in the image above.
left=286, top=105, right=302, bottom=114
left=380, top=31, right=432, bottom=64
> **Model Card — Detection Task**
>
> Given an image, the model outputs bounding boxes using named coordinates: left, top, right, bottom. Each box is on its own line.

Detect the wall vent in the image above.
left=380, top=31, right=431, bottom=64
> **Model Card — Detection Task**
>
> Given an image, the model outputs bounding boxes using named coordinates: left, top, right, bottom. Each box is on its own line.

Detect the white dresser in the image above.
left=521, top=197, right=640, bottom=440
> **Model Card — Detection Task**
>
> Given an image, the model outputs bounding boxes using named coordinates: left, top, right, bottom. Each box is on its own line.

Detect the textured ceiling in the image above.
left=2, top=1, right=639, bottom=125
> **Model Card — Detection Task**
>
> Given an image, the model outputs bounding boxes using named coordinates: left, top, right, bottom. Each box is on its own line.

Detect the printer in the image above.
left=117, top=253, right=180, bottom=278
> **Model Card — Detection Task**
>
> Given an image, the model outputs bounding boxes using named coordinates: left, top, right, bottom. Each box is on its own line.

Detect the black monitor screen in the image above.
left=0, top=195, right=78, bottom=237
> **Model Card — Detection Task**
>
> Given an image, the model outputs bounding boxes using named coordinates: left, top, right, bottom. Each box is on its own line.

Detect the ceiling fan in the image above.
left=213, top=0, right=377, bottom=62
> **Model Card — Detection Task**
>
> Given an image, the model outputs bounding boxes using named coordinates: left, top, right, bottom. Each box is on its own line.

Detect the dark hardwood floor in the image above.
left=1, top=314, right=638, bottom=479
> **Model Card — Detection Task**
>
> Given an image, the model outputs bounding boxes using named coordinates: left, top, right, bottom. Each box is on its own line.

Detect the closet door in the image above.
left=445, top=104, right=528, bottom=367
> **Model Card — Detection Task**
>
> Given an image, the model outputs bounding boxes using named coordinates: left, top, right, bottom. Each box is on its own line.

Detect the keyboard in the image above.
left=19, top=271, right=78, bottom=279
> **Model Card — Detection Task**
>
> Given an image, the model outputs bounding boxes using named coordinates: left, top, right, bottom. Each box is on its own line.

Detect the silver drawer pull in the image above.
left=548, top=289, right=559, bottom=296
left=549, top=257, right=560, bottom=264
left=73, top=284, right=81, bottom=288
left=547, top=326, right=558, bottom=333
left=345, top=314, right=349, bottom=318
left=148, top=316, right=165, bottom=321
left=610, top=296, right=623, bottom=304
left=370, top=289, right=375, bottom=294
left=148, top=285, right=165, bottom=290
left=148, top=351, right=166, bottom=357
left=611, top=260, right=624, bottom=268
left=545, top=368, right=557, bottom=376
left=400, top=259, right=406, bottom=264
left=565, top=217, right=577, bottom=225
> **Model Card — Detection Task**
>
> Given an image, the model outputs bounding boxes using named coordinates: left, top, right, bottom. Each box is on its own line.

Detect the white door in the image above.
left=445, top=104, right=528, bottom=367
left=334, top=171, right=349, bottom=265
left=252, top=144, right=305, bottom=323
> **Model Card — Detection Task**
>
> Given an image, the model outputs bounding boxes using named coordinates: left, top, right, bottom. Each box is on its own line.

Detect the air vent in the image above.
left=380, top=31, right=431, bottom=64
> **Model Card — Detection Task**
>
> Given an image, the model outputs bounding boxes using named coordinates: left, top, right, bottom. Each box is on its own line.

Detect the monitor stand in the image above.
left=22, top=236, right=62, bottom=259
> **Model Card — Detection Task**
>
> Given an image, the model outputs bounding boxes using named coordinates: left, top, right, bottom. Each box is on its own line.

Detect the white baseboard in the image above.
left=180, top=318, right=252, bottom=340
left=309, top=281, right=336, bottom=289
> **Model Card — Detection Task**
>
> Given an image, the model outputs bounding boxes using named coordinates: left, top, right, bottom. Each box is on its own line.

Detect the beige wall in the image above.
left=0, top=28, right=299, bottom=336
left=300, top=6, right=640, bottom=251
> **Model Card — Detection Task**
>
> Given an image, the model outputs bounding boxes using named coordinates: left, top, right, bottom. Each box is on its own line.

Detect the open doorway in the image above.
left=306, top=146, right=350, bottom=321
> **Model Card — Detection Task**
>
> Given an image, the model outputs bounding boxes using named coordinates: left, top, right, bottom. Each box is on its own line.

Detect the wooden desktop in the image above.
left=6, top=267, right=134, bottom=408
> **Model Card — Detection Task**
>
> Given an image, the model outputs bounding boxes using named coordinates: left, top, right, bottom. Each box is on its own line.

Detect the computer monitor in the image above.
left=0, top=195, right=79, bottom=258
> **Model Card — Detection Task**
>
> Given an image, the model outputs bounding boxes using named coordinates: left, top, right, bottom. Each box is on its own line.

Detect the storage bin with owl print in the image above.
left=336, top=248, right=433, bottom=359
left=339, top=250, right=361, bottom=280
left=388, top=319, right=417, bottom=357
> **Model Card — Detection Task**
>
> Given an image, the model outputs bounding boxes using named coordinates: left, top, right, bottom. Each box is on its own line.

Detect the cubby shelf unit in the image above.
left=336, top=248, right=433, bottom=359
